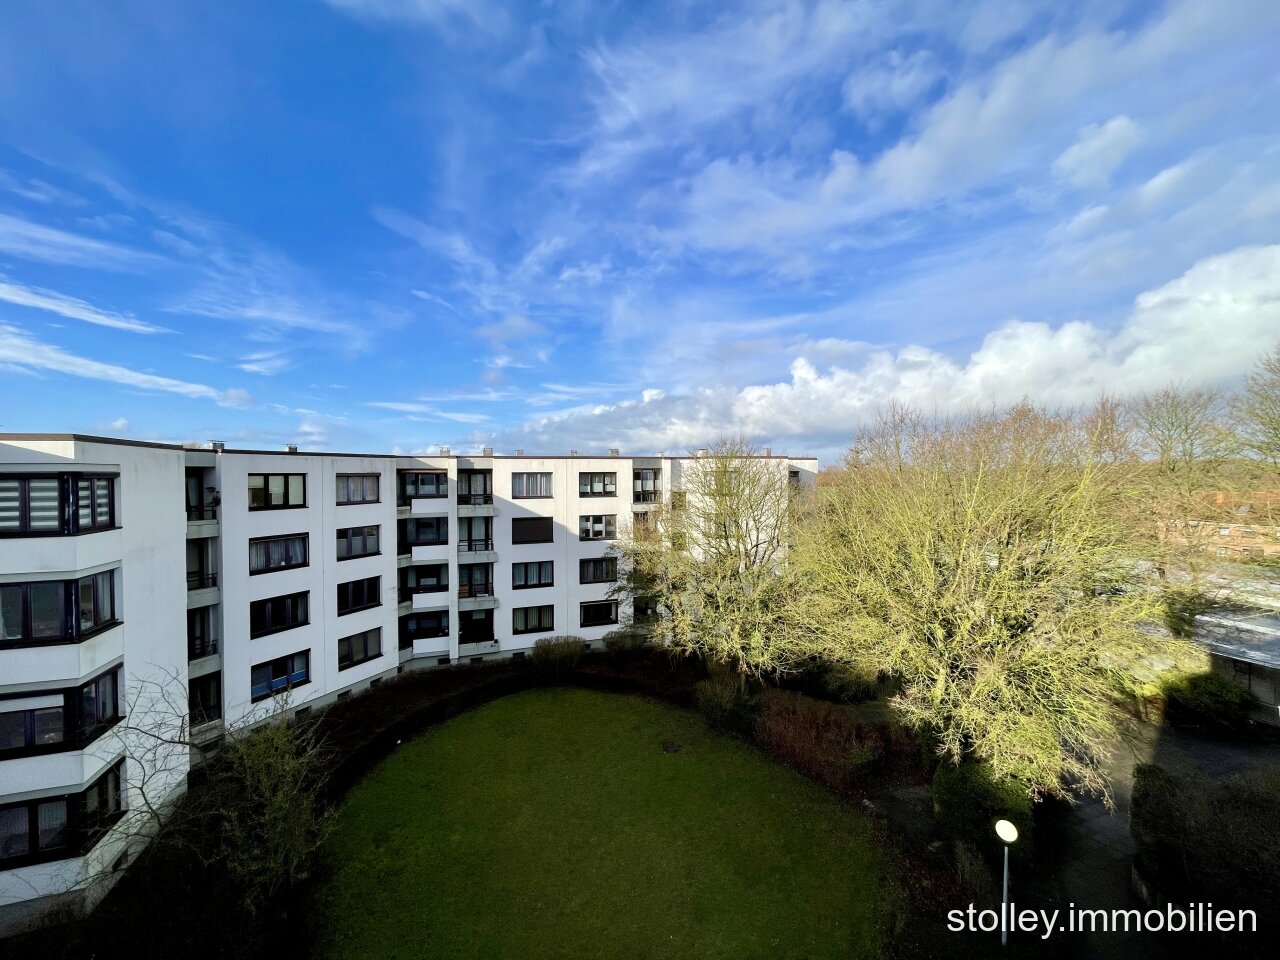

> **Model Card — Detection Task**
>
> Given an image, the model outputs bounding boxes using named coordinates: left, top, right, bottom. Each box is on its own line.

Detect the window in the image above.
left=248, top=533, right=309, bottom=574
left=249, top=592, right=309, bottom=638
left=337, top=576, right=381, bottom=616
left=400, top=471, right=448, bottom=502
left=247, top=473, right=306, bottom=510
left=0, top=572, right=117, bottom=648
left=581, top=600, right=619, bottom=627
left=633, top=469, right=661, bottom=503
left=512, top=561, right=554, bottom=589
left=338, top=628, right=383, bottom=670
left=578, top=515, right=617, bottom=540
left=78, top=668, right=122, bottom=735
left=512, top=472, right=552, bottom=498
left=459, top=516, right=494, bottom=551
left=0, top=474, right=116, bottom=536
left=189, top=673, right=221, bottom=726
left=336, top=474, right=379, bottom=505
left=399, top=517, right=448, bottom=550
left=83, top=761, right=126, bottom=839
left=457, top=564, right=493, bottom=598
left=188, top=608, right=217, bottom=660
left=513, top=605, right=554, bottom=634
left=250, top=651, right=310, bottom=701
left=579, top=472, right=616, bottom=497
left=511, top=517, right=553, bottom=544
left=580, top=557, right=618, bottom=584
left=457, top=470, right=493, bottom=504
left=0, top=701, right=64, bottom=753
left=337, top=525, right=380, bottom=560
left=400, top=564, right=448, bottom=599
left=634, top=596, right=659, bottom=622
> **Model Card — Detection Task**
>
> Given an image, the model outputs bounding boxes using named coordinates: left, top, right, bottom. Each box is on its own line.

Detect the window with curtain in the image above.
left=0, top=475, right=115, bottom=535
left=0, top=572, right=117, bottom=647
left=581, top=600, right=619, bottom=627
left=578, top=472, right=617, bottom=497
left=401, top=471, right=448, bottom=500
left=512, top=472, right=552, bottom=498
left=248, top=533, right=309, bottom=573
left=336, top=474, right=379, bottom=504
left=250, top=651, right=310, bottom=701
left=248, top=473, right=307, bottom=510
left=512, top=561, right=554, bottom=588
left=513, top=605, right=554, bottom=634
left=579, top=557, right=618, bottom=583
left=338, top=628, right=382, bottom=669
left=249, top=592, right=309, bottom=637
left=336, top=525, right=379, bottom=560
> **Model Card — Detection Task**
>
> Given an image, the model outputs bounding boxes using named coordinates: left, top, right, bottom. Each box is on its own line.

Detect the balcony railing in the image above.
left=399, top=583, right=448, bottom=602
left=633, top=491, right=660, bottom=504
left=458, top=538, right=494, bottom=552
left=186, top=572, right=218, bottom=591
left=457, top=583, right=494, bottom=598
left=186, top=504, right=219, bottom=521
left=188, top=633, right=220, bottom=661
left=457, top=493, right=493, bottom=505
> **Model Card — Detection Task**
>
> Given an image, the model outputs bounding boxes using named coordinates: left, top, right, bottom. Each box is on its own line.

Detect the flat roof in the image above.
left=0, top=433, right=816, bottom=461
left=1199, top=610, right=1280, bottom=670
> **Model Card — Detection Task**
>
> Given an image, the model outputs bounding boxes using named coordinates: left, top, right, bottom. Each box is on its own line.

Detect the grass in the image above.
left=314, top=687, right=894, bottom=960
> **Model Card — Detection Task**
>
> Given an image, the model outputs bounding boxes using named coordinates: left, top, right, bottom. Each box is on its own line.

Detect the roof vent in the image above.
left=285, top=444, right=298, bottom=454
left=211, top=441, right=225, bottom=453
left=482, top=446, right=493, bottom=457
left=764, top=447, right=772, bottom=457
left=609, top=448, right=620, bottom=457
left=570, top=449, right=578, bottom=457
left=696, top=447, right=708, bottom=458
left=440, top=446, right=451, bottom=456
left=515, top=449, right=524, bottom=457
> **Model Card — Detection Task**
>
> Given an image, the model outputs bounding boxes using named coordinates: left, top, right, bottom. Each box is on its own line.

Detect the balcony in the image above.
left=187, top=572, right=218, bottom=591
left=399, top=583, right=448, bottom=603
left=458, top=639, right=500, bottom=657
left=186, top=571, right=220, bottom=609
left=188, top=631, right=220, bottom=662
left=633, top=490, right=660, bottom=504
left=410, top=497, right=448, bottom=516
left=458, top=538, right=494, bottom=553
left=457, top=492, right=493, bottom=506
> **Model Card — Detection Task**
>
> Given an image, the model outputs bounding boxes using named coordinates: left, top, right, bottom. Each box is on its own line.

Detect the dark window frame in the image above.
left=578, top=472, right=617, bottom=497
left=511, top=472, right=553, bottom=499
left=399, top=471, right=448, bottom=503
left=247, top=473, right=307, bottom=511
left=338, top=628, right=383, bottom=671
left=336, top=473, right=380, bottom=505
left=0, top=473, right=118, bottom=538
left=512, top=560, right=554, bottom=589
left=578, top=515, right=618, bottom=541
left=0, top=571, right=119, bottom=649
left=512, top=604, right=555, bottom=635
left=336, top=524, right=381, bottom=561
left=399, top=516, right=449, bottom=552
left=248, top=533, right=309, bottom=575
left=249, top=650, right=311, bottom=702
left=580, top=600, right=620, bottom=628
left=337, top=576, right=382, bottom=616
left=248, top=591, right=309, bottom=639
left=579, top=557, right=618, bottom=584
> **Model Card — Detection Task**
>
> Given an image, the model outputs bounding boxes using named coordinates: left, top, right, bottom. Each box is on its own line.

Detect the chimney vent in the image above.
left=482, top=446, right=494, bottom=457
left=696, top=447, right=708, bottom=458
left=609, top=448, right=620, bottom=457
left=440, top=446, right=451, bottom=456
left=570, top=449, right=578, bottom=457
left=764, top=447, right=772, bottom=457
left=286, top=444, right=298, bottom=454
left=515, top=449, right=524, bottom=457
left=211, top=441, right=225, bottom=453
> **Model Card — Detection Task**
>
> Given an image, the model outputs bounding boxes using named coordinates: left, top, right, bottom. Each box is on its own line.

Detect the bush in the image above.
left=1159, top=671, right=1255, bottom=731
left=932, top=762, right=1033, bottom=862
left=694, top=671, right=759, bottom=736
left=753, top=690, right=885, bottom=792
left=1161, top=587, right=1225, bottom=638
left=531, top=635, right=587, bottom=681
left=818, top=664, right=883, bottom=704
left=1132, top=764, right=1280, bottom=912
left=602, top=627, right=651, bottom=659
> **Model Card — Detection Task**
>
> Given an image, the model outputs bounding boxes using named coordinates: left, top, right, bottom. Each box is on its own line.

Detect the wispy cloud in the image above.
left=0, top=323, right=251, bottom=408
left=0, top=213, right=163, bottom=272
left=0, top=276, right=171, bottom=333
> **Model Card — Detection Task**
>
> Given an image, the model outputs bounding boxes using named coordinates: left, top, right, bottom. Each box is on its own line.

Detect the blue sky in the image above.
left=0, top=0, right=1278, bottom=460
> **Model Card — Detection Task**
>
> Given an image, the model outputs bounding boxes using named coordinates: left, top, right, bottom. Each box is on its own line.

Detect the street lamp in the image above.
left=995, top=819, right=1018, bottom=946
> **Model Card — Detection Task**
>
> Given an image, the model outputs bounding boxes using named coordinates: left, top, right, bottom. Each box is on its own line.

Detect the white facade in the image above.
left=0, top=434, right=817, bottom=932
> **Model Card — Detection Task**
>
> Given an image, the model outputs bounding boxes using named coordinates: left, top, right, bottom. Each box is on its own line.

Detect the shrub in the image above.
left=694, top=671, right=759, bottom=736
left=818, top=664, right=883, bottom=704
left=753, top=690, right=885, bottom=792
left=932, top=762, right=1033, bottom=862
left=602, top=627, right=651, bottom=659
left=1159, top=670, right=1255, bottom=732
left=953, top=841, right=998, bottom=906
left=1161, top=587, right=1225, bottom=638
left=531, top=635, right=587, bottom=681
left=1131, top=764, right=1280, bottom=912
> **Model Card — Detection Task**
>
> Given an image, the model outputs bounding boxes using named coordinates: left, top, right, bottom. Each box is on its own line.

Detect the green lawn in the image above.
left=314, top=688, right=893, bottom=960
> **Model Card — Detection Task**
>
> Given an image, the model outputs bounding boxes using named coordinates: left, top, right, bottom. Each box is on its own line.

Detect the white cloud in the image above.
left=490, top=244, right=1280, bottom=457
left=0, top=213, right=161, bottom=272
left=1053, top=115, right=1142, bottom=189
left=323, top=0, right=508, bottom=36
left=237, top=351, right=291, bottom=376
left=0, top=276, right=171, bottom=333
left=0, top=323, right=251, bottom=408
left=842, top=49, right=941, bottom=120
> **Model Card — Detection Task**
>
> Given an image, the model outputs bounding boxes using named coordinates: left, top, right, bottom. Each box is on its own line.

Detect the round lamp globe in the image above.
left=995, top=819, right=1019, bottom=844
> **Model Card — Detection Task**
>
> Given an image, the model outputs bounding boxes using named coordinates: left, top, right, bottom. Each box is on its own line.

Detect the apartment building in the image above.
left=1, top=434, right=817, bottom=931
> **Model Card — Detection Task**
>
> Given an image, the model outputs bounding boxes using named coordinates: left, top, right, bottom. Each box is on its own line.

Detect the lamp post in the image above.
left=995, top=819, right=1019, bottom=946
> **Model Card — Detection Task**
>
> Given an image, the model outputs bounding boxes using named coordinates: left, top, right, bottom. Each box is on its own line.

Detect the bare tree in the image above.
left=1234, top=340, right=1280, bottom=471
